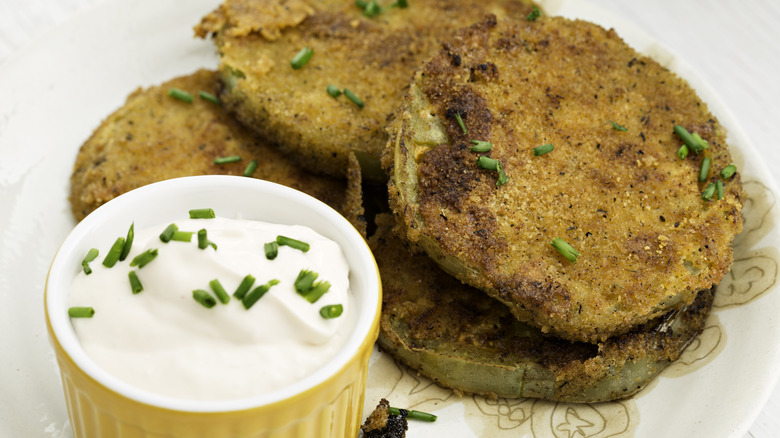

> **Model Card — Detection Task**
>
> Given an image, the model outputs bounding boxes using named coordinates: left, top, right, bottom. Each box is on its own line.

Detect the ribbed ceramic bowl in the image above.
left=45, top=176, right=381, bottom=438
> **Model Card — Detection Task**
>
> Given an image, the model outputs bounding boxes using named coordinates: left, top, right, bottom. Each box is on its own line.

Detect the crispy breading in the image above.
left=69, top=69, right=365, bottom=235
left=384, top=16, right=744, bottom=343
left=370, top=213, right=714, bottom=402
left=194, top=0, right=538, bottom=181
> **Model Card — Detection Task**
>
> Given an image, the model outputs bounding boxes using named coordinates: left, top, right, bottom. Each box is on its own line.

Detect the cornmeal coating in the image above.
left=384, top=16, right=743, bottom=342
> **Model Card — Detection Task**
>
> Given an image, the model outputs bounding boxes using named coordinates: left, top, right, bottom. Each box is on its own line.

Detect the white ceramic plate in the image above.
left=1, top=0, right=778, bottom=437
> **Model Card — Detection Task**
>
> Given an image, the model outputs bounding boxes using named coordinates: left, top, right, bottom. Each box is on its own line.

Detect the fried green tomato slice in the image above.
left=194, top=0, right=538, bottom=181
left=69, top=69, right=365, bottom=235
left=384, top=16, right=744, bottom=343
left=370, top=213, right=714, bottom=403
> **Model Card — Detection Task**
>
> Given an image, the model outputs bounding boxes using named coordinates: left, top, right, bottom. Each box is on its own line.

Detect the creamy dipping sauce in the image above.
left=68, top=216, right=353, bottom=401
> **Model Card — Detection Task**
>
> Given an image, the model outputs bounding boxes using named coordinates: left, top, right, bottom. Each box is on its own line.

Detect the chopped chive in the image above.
left=533, top=143, right=554, bottom=156
left=213, top=155, right=242, bottom=165
left=291, top=47, right=314, bottom=69
left=119, top=223, right=134, bottom=261
left=320, top=304, right=343, bottom=319
left=476, top=155, right=500, bottom=171
left=68, top=307, right=95, bottom=318
left=209, top=279, right=230, bottom=304
left=702, top=182, right=716, bottom=200
left=233, top=274, right=256, bottom=299
left=243, top=159, right=258, bottom=177
left=716, top=179, right=724, bottom=200
left=81, top=248, right=99, bottom=275
left=392, top=0, right=408, bottom=8
left=198, top=90, right=220, bottom=105
left=295, top=269, right=319, bottom=295
left=388, top=407, right=437, bottom=422
left=526, top=5, right=541, bottom=21
left=720, top=164, right=737, bottom=179
left=550, top=237, right=580, bottom=263
left=242, top=279, right=280, bottom=310
left=168, top=88, right=193, bottom=103
left=171, top=230, right=194, bottom=242
left=128, top=270, right=143, bottom=294
left=159, top=223, right=178, bottom=243
left=277, top=235, right=310, bottom=252
left=130, top=249, right=158, bottom=268
left=304, top=281, right=331, bottom=303
left=699, top=157, right=711, bottom=182
left=469, top=140, right=493, bottom=152
left=192, top=289, right=217, bottom=308
left=359, top=0, right=381, bottom=17
left=197, top=229, right=216, bottom=250
left=610, top=120, right=628, bottom=131
left=673, top=125, right=704, bottom=154
left=677, top=144, right=689, bottom=160
left=454, top=112, right=467, bottom=134
left=343, top=88, right=364, bottom=108
left=692, top=132, right=709, bottom=150
left=102, top=237, right=125, bottom=267
left=496, top=161, right=510, bottom=187
left=189, top=208, right=216, bottom=219
left=264, top=241, right=279, bottom=260
left=326, top=84, right=342, bottom=98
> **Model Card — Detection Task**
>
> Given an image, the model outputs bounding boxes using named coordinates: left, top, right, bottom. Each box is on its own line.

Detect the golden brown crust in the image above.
left=370, top=213, right=714, bottom=402
left=69, top=69, right=363, bottom=231
left=196, top=0, right=538, bottom=181
left=385, top=16, right=744, bottom=342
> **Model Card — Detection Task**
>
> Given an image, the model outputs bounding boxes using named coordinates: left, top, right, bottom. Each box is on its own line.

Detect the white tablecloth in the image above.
left=2, top=0, right=778, bottom=437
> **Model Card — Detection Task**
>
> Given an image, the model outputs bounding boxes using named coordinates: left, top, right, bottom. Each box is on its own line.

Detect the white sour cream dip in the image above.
left=68, top=217, right=353, bottom=401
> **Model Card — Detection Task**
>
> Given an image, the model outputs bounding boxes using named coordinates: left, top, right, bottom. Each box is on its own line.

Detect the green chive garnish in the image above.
left=192, top=289, right=217, bottom=308
left=242, top=279, right=280, bottom=310
left=243, top=159, right=258, bottom=177
left=120, top=223, right=134, bottom=262
left=277, top=235, right=310, bottom=252
left=291, top=47, right=314, bottom=69
left=264, top=241, right=279, bottom=260
left=159, top=223, right=178, bottom=243
left=673, top=125, right=704, bottom=154
left=455, top=112, right=467, bottom=134
left=189, top=208, right=216, bottom=219
left=677, top=144, right=689, bottom=160
left=720, top=164, right=737, bottom=179
left=702, top=182, right=716, bottom=200
left=326, top=84, right=342, bottom=98
left=692, top=132, right=709, bottom=150
left=304, top=281, right=331, bottom=303
left=496, top=161, right=509, bottom=186
left=533, top=144, right=554, bottom=156
left=168, top=88, right=193, bottom=103
left=343, top=88, right=364, bottom=108
left=392, top=0, right=408, bottom=8
left=213, top=155, right=241, bottom=165
left=610, top=120, right=628, bottom=131
left=550, top=238, right=580, bottom=263
left=198, top=90, right=220, bottom=105
left=102, top=237, right=125, bottom=267
left=81, top=248, right=99, bottom=275
left=320, top=304, right=343, bottom=319
left=469, top=140, right=493, bottom=152
left=388, top=407, right=437, bottom=422
left=476, top=155, right=500, bottom=171
left=197, top=229, right=216, bottom=250
left=171, top=230, right=194, bottom=242
left=526, top=5, right=541, bottom=21
left=358, top=0, right=381, bottom=17
left=716, top=179, right=724, bottom=200
left=209, top=279, right=230, bottom=304
left=233, top=274, right=256, bottom=299
left=128, top=271, right=143, bottom=294
left=68, top=307, right=95, bottom=318
left=295, top=269, right=319, bottom=294
left=130, top=249, right=158, bottom=268
left=699, top=157, right=711, bottom=182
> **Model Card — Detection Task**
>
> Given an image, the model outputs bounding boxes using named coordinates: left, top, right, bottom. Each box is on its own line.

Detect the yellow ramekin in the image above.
left=45, top=176, right=381, bottom=438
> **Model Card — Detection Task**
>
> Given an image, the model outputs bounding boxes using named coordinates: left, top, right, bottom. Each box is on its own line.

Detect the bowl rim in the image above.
left=45, top=175, right=381, bottom=412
